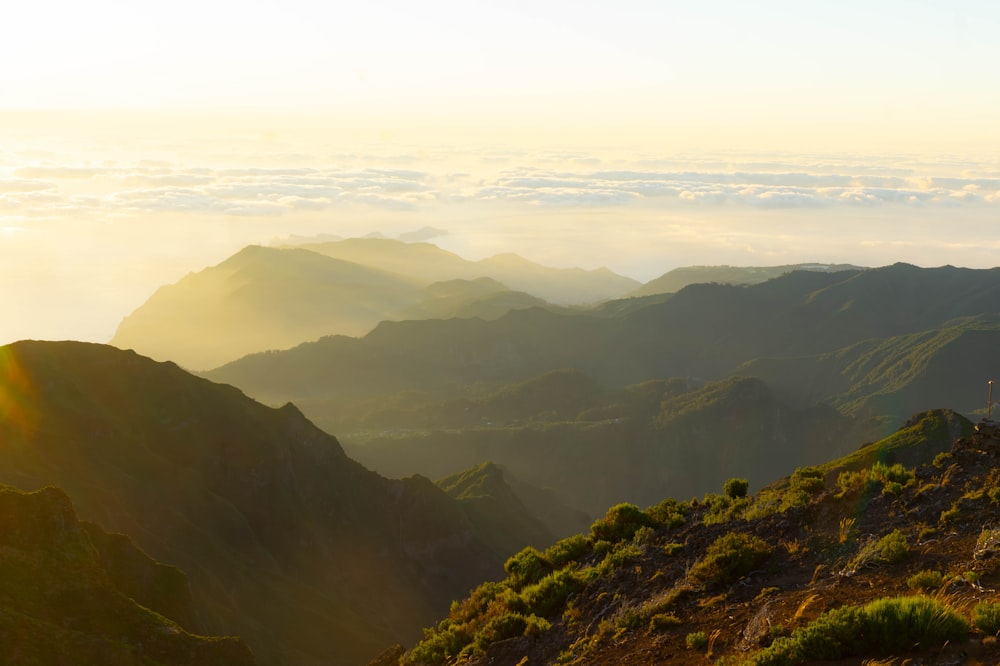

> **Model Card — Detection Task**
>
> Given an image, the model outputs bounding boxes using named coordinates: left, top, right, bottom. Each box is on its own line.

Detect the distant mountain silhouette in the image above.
left=0, top=483, right=254, bottom=664
left=0, top=340, right=549, bottom=665
left=111, top=245, right=425, bottom=369
left=111, top=239, right=634, bottom=369
left=205, top=263, right=1000, bottom=520
left=297, top=238, right=639, bottom=304
left=630, top=263, right=864, bottom=296
left=208, top=264, right=1000, bottom=421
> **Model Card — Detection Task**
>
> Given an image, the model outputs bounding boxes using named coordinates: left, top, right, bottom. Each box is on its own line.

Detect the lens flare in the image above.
left=0, top=345, right=39, bottom=438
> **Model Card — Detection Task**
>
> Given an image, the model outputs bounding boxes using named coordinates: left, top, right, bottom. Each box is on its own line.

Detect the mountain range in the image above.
left=627, top=262, right=865, bottom=297
left=110, top=239, right=638, bottom=370
left=11, top=244, right=1000, bottom=665
left=191, top=262, right=1000, bottom=537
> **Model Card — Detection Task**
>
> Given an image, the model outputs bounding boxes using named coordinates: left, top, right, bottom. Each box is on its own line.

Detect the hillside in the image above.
left=0, top=340, right=549, bottom=666
left=738, top=314, right=1000, bottom=424
left=630, top=263, right=864, bottom=297
left=0, top=483, right=254, bottom=665
left=389, top=410, right=1000, bottom=666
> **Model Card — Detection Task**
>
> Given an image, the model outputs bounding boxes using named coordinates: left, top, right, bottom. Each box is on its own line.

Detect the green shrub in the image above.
left=543, top=534, right=591, bottom=568
left=875, top=529, right=909, bottom=564
left=973, top=602, right=1000, bottom=636
left=449, top=580, right=507, bottom=623
left=690, top=532, right=771, bottom=586
left=647, top=497, right=688, bottom=529
left=650, top=613, right=682, bottom=630
left=906, top=570, right=943, bottom=592
left=686, top=631, right=708, bottom=649
left=847, top=530, right=909, bottom=572
left=837, top=470, right=866, bottom=494
left=932, top=451, right=952, bottom=468
left=870, top=461, right=914, bottom=486
left=601, top=542, right=642, bottom=571
left=473, top=613, right=528, bottom=651
left=989, top=487, right=1000, bottom=503
left=939, top=505, right=961, bottom=524
left=882, top=481, right=903, bottom=495
left=747, top=596, right=968, bottom=665
left=519, top=569, right=583, bottom=618
left=524, top=615, right=551, bottom=635
left=724, top=477, right=749, bottom=499
left=590, top=503, right=657, bottom=542
left=663, top=542, right=684, bottom=556
left=504, top=547, right=551, bottom=588
left=614, top=605, right=647, bottom=630
left=406, top=621, right=474, bottom=665
left=791, top=467, right=825, bottom=494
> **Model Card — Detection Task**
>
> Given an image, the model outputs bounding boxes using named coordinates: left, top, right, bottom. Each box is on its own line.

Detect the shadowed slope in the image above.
left=0, top=484, right=254, bottom=665
left=0, top=340, right=520, bottom=665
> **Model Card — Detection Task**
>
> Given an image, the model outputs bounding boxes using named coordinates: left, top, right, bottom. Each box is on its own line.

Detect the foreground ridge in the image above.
left=392, top=410, right=1000, bottom=665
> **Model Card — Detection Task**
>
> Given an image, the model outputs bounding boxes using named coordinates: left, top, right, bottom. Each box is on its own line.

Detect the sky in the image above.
left=2, top=1, right=1000, bottom=345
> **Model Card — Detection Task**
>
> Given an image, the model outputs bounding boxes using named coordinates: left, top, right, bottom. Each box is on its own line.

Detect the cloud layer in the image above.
left=4, top=157, right=1000, bottom=221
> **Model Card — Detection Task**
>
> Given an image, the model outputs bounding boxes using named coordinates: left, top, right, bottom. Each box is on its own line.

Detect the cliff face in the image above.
left=0, top=484, right=255, bottom=665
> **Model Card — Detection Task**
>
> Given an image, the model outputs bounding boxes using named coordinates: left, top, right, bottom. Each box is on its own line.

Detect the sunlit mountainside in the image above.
left=110, top=239, right=637, bottom=370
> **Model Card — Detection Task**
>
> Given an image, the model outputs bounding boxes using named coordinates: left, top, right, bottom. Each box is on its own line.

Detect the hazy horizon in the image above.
left=3, top=1, right=1000, bottom=346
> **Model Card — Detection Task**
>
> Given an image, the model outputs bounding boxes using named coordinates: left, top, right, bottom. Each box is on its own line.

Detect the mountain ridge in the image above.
left=0, top=340, right=548, bottom=665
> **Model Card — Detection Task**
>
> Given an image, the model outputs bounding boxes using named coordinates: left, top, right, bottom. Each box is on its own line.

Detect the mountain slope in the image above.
left=0, top=340, right=535, bottom=665
left=395, top=410, right=1000, bottom=666
left=111, top=245, right=425, bottom=369
left=436, top=462, right=554, bottom=555
left=0, top=483, right=254, bottom=665
left=738, top=315, right=1000, bottom=424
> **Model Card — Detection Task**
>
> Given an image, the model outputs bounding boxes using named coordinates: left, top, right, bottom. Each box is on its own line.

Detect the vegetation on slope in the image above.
left=393, top=409, right=1000, bottom=665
